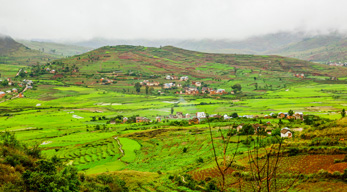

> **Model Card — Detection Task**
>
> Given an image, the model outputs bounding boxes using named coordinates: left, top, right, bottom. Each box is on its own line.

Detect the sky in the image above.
left=0, top=0, right=346, bottom=41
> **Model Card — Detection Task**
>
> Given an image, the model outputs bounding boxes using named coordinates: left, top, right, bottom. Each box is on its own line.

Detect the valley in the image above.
left=1, top=41, right=347, bottom=191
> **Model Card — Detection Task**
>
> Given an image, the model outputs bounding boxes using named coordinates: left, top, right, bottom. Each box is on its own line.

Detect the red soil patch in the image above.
left=189, top=166, right=234, bottom=181
left=328, top=162, right=347, bottom=173
left=286, top=154, right=345, bottom=174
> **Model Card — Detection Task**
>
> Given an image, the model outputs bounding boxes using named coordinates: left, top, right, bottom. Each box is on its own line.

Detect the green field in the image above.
left=1, top=45, right=347, bottom=191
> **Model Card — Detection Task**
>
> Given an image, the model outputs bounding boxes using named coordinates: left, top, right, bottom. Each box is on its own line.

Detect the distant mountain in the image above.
left=267, top=34, right=347, bottom=63
left=17, top=40, right=92, bottom=57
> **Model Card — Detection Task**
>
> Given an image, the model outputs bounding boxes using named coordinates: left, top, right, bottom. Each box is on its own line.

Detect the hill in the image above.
left=70, top=32, right=346, bottom=63
left=0, top=35, right=57, bottom=77
left=17, top=39, right=92, bottom=57
left=53, top=45, right=346, bottom=78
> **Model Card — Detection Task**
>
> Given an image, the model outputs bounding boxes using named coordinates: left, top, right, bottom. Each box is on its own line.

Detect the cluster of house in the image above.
left=164, top=82, right=182, bottom=89
left=0, top=79, right=33, bottom=99
left=264, top=112, right=304, bottom=120
left=0, top=88, right=18, bottom=98
left=327, top=62, right=347, bottom=67
left=139, top=80, right=160, bottom=86
left=293, top=73, right=305, bottom=78
left=165, top=75, right=189, bottom=81
left=112, top=111, right=296, bottom=138
left=175, top=87, right=228, bottom=95
left=45, top=68, right=56, bottom=74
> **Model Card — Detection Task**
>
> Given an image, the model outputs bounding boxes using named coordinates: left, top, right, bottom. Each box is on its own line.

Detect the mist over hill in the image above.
left=66, top=32, right=346, bottom=63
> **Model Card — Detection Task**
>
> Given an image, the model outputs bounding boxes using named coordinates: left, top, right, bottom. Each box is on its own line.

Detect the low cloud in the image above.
left=0, top=0, right=346, bottom=41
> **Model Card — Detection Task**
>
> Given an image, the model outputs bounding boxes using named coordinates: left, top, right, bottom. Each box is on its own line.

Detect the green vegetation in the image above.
left=1, top=44, right=347, bottom=191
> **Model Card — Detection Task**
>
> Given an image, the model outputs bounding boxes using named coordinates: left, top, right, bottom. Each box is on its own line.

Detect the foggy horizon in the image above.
left=1, top=0, right=347, bottom=42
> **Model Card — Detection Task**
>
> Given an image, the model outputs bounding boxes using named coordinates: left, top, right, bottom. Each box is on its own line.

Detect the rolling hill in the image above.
left=69, top=32, right=346, bottom=63
left=53, top=45, right=346, bottom=78
left=0, top=35, right=58, bottom=77
left=0, top=35, right=57, bottom=65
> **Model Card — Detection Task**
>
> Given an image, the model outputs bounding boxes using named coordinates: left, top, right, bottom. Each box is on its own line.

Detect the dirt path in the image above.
left=114, top=137, right=129, bottom=165
left=114, top=137, right=124, bottom=156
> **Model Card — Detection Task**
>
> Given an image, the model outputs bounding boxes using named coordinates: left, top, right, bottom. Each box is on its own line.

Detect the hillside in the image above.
left=18, top=39, right=92, bottom=57
left=0, top=35, right=57, bottom=77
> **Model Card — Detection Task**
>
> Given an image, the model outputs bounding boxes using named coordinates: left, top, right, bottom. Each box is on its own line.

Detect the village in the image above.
left=0, top=78, right=33, bottom=99
left=111, top=110, right=305, bottom=139
left=135, top=75, right=230, bottom=95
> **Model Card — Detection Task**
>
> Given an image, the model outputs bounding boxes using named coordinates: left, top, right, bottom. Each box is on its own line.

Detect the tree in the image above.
left=171, top=107, right=174, bottom=115
left=1, top=79, right=8, bottom=87
left=247, top=135, right=300, bottom=191
left=149, top=87, right=154, bottom=94
left=231, top=112, right=239, bottom=118
left=232, top=84, right=242, bottom=93
left=255, top=83, right=258, bottom=90
left=206, top=117, right=240, bottom=191
left=134, top=82, right=141, bottom=94
left=145, top=86, right=149, bottom=95
left=342, top=109, right=346, bottom=118
left=288, top=109, right=294, bottom=116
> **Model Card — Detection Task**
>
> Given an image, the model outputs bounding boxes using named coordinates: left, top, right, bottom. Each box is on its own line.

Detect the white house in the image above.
left=196, top=112, right=206, bottom=119
left=180, top=76, right=189, bottom=81
left=280, top=127, right=292, bottom=138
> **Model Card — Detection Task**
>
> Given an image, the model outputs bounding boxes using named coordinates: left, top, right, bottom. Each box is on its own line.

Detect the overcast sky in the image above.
left=0, top=0, right=346, bottom=41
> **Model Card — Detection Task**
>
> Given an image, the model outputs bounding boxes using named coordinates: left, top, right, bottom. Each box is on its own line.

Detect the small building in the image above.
left=12, top=88, right=18, bottom=93
left=123, top=117, right=128, bottom=123
left=180, top=76, right=189, bottom=81
left=0, top=91, right=5, bottom=98
left=277, top=112, right=286, bottom=119
left=196, top=112, right=206, bottom=119
left=176, top=112, right=184, bottom=118
left=192, top=81, right=201, bottom=87
left=136, top=117, right=150, bottom=123
left=237, top=125, right=243, bottom=132
left=6, top=90, right=11, bottom=94
left=224, top=114, right=231, bottom=120
left=165, top=75, right=172, bottom=80
left=156, top=117, right=161, bottom=122
left=216, top=89, right=226, bottom=94
left=185, top=113, right=191, bottom=119
left=280, top=127, right=292, bottom=138
left=293, top=112, right=304, bottom=120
